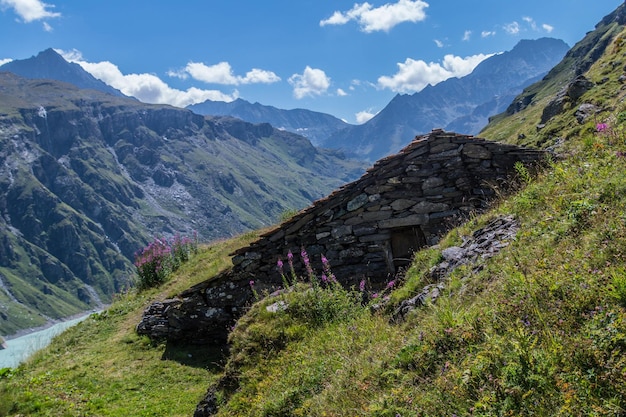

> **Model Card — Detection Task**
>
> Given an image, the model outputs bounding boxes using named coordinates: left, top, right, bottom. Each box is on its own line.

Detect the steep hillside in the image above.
left=0, top=73, right=365, bottom=336
left=482, top=2, right=626, bottom=150
left=326, top=37, right=569, bottom=161
left=188, top=98, right=351, bottom=147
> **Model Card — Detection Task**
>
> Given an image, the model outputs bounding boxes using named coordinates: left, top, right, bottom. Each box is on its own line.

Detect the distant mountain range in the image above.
left=1, top=40, right=570, bottom=163
left=188, top=98, right=350, bottom=147
left=325, top=37, right=570, bottom=161
left=186, top=38, right=570, bottom=161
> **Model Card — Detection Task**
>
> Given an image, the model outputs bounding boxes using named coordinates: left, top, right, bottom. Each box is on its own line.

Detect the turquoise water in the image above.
left=0, top=314, right=92, bottom=369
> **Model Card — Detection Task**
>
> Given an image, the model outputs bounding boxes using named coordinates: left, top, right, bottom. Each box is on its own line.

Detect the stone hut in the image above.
left=137, top=130, right=546, bottom=343
left=231, top=129, right=546, bottom=286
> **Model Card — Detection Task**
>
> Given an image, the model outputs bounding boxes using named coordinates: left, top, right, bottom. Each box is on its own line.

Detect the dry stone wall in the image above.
left=137, top=130, right=546, bottom=343
left=230, top=129, right=545, bottom=287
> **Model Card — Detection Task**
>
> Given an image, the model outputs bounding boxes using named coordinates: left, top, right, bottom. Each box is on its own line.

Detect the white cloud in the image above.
left=356, top=109, right=377, bottom=124
left=349, top=80, right=370, bottom=91
left=42, top=20, right=51, bottom=31
left=57, top=48, right=82, bottom=62
left=320, top=0, right=429, bottom=33
left=336, top=88, right=348, bottom=96
left=57, top=49, right=238, bottom=107
left=462, top=30, right=471, bottom=41
left=522, top=16, right=537, bottom=31
left=320, top=10, right=351, bottom=26
left=522, top=16, right=554, bottom=33
left=434, top=39, right=443, bottom=48
left=377, top=53, right=493, bottom=93
left=481, top=30, right=495, bottom=38
left=244, top=68, right=281, bottom=84
left=503, top=21, right=520, bottom=35
left=0, top=0, right=60, bottom=22
left=506, top=16, right=554, bottom=35
left=0, top=58, right=13, bottom=66
left=288, top=66, right=331, bottom=99
left=170, top=61, right=280, bottom=86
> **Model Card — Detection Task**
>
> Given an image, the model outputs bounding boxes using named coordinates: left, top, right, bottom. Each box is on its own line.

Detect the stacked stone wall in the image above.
left=230, top=129, right=545, bottom=288
left=137, top=130, right=546, bottom=343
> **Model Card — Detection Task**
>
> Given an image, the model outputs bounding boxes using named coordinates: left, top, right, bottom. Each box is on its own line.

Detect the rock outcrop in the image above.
left=394, top=215, right=520, bottom=319
left=137, top=130, right=547, bottom=344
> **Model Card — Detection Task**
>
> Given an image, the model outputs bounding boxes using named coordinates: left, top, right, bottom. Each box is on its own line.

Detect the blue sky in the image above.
left=0, top=0, right=622, bottom=124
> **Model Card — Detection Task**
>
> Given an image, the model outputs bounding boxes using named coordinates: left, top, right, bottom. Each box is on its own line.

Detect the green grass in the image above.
left=0, top=231, right=260, bottom=417
left=204, top=139, right=626, bottom=417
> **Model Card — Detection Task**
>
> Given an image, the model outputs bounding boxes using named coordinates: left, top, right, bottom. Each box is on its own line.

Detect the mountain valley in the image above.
left=0, top=71, right=364, bottom=335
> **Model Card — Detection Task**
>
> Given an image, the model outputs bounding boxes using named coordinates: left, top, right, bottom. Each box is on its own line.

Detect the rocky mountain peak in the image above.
left=0, top=48, right=126, bottom=97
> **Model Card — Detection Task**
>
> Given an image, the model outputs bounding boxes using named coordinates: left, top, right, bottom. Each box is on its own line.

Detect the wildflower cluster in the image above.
left=134, top=232, right=198, bottom=289
left=277, top=250, right=297, bottom=288
left=277, top=248, right=340, bottom=289
left=170, top=233, right=198, bottom=270
left=272, top=248, right=401, bottom=326
left=595, top=120, right=625, bottom=150
left=363, top=277, right=397, bottom=303
left=274, top=248, right=362, bottom=326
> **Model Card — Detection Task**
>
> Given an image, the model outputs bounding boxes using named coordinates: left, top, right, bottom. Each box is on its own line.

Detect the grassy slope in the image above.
left=204, top=25, right=626, bottom=416
left=4, top=19, right=626, bottom=417
left=0, top=231, right=260, bottom=417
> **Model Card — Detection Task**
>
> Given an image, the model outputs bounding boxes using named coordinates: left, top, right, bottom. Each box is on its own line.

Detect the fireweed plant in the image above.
left=221, top=249, right=402, bottom=414
left=134, top=232, right=198, bottom=289
left=272, top=248, right=397, bottom=326
left=594, top=118, right=626, bottom=152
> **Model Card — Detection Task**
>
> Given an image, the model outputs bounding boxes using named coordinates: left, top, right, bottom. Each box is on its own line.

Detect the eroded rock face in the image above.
left=576, top=103, right=601, bottom=123
left=541, top=75, right=595, bottom=124
left=137, top=130, right=546, bottom=344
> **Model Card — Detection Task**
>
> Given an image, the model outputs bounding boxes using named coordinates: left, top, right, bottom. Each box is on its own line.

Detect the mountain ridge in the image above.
left=0, top=41, right=568, bottom=164
left=187, top=98, right=351, bottom=147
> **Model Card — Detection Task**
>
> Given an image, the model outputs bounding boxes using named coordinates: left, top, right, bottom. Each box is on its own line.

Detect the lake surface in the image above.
left=0, top=314, right=92, bottom=369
